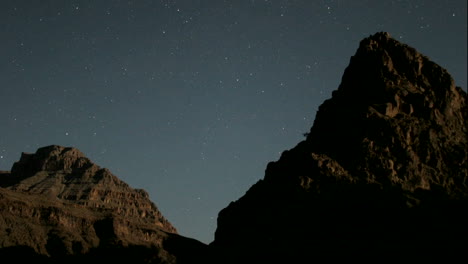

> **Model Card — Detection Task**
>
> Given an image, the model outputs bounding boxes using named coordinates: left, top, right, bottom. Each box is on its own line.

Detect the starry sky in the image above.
left=1, top=0, right=466, bottom=243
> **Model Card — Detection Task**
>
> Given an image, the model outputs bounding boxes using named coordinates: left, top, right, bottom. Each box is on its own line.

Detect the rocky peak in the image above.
left=0, top=145, right=200, bottom=263
left=9, top=145, right=92, bottom=182
left=305, top=32, right=467, bottom=194
left=335, top=32, right=455, bottom=100
left=6, top=145, right=176, bottom=232
left=211, top=33, right=468, bottom=263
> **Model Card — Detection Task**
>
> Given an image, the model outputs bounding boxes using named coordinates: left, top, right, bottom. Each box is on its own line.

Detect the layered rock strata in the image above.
left=0, top=145, right=204, bottom=263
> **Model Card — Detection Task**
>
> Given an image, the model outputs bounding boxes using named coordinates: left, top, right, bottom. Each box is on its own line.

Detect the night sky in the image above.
left=1, top=0, right=466, bottom=243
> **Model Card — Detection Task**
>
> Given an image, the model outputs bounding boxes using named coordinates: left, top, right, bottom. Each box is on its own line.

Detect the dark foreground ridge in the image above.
left=211, top=32, right=468, bottom=263
left=1, top=32, right=467, bottom=263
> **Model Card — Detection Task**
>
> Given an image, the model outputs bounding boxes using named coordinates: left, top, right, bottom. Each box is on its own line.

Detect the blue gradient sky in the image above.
left=1, top=0, right=466, bottom=243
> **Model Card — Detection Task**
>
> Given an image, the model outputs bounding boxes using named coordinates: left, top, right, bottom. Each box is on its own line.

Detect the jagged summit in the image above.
left=340, top=32, right=455, bottom=94
left=1, top=33, right=466, bottom=263
left=3, top=145, right=171, bottom=216
left=0, top=145, right=200, bottom=263
left=211, top=33, right=468, bottom=263
left=313, top=32, right=463, bottom=121
left=305, top=32, right=467, bottom=194
left=7, top=145, right=92, bottom=185
left=13, top=145, right=90, bottom=172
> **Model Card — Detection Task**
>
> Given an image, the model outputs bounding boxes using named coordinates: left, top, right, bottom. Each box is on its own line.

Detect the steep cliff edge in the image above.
left=0, top=145, right=205, bottom=263
left=1, top=32, right=466, bottom=263
left=211, top=32, right=468, bottom=263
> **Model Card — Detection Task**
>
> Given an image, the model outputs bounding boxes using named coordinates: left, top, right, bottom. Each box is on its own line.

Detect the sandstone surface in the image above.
left=0, top=145, right=205, bottom=263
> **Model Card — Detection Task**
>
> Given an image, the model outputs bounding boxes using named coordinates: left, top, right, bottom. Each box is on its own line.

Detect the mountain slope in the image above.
left=0, top=145, right=205, bottom=263
left=210, top=32, right=468, bottom=263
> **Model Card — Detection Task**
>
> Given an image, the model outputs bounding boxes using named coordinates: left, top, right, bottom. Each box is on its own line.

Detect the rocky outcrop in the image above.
left=1, top=32, right=466, bottom=263
left=0, top=145, right=205, bottom=263
left=211, top=32, right=468, bottom=263
left=307, top=32, right=467, bottom=195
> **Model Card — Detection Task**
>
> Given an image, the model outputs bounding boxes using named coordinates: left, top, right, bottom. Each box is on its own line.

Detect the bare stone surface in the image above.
left=210, top=32, right=468, bottom=263
left=1, top=32, right=466, bottom=263
left=0, top=145, right=205, bottom=263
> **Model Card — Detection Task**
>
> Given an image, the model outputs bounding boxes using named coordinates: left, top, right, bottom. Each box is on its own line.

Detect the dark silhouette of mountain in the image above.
left=1, top=32, right=466, bottom=263
left=210, top=32, right=468, bottom=263
left=0, top=145, right=206, bottom=263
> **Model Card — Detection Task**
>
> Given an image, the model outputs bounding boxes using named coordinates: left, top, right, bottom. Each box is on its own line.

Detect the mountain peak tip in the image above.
left=9, top=145, right=92, bottom=181
left=35, top=144, right=84, bottom=156
left=334, top=31, right=458, bottom=100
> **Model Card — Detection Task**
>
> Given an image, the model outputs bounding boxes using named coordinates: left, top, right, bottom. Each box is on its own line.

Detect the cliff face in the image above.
left=211, top=32, right=468, bottom=263
left=307, top=32, right=467, bottom=194
left=1, top=32, right=466, bottom=263
left=0, top=145, right=204, bottom=263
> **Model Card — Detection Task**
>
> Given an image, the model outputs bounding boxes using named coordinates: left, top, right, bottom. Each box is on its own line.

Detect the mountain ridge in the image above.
left=210, top=32, right=468, bottom=263
left=1, top=32, right=466, bottom=263
left=0, top=145, right=205, bottom=263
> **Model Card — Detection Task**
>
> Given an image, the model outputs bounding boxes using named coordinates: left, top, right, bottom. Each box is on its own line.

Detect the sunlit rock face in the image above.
left=0, top=145, right=205, bottom=264
left=211, top=32, right=468, bottom=263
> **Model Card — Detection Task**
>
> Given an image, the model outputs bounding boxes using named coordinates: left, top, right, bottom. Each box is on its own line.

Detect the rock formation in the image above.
left=0, top=145, right=205, bottom=263
left=210, top=32, right=468, bottom=263
left=1, top=32, right=466, bottom=263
